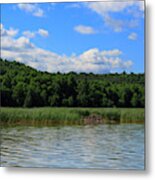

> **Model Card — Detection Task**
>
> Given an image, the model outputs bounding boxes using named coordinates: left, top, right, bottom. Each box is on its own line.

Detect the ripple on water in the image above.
left=1, top=124, right=144, bottom=169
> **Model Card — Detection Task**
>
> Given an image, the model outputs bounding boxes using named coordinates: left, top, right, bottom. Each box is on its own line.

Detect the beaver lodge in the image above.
left=83, top=114, right=120, bottom=125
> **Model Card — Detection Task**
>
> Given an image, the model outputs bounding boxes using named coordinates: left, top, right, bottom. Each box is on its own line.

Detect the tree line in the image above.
left=0, top=59, right=144, bottom=108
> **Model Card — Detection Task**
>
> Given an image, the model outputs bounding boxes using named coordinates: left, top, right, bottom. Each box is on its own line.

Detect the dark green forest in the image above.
left=0, top=59, right=144, bottom=108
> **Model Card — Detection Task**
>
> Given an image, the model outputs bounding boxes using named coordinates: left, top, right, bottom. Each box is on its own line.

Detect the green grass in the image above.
left=0, top=107, right=144, bottom=126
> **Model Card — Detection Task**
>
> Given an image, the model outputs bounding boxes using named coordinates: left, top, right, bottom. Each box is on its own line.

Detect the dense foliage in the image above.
left=0, top=59, right=144, bottom=107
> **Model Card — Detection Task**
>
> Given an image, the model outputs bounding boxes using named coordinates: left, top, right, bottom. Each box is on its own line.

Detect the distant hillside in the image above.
left=0, top=59, right=144, bottom=107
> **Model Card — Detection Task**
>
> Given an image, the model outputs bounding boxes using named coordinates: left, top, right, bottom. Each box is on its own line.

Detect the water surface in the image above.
left=1, top=124, right=144, bottom=169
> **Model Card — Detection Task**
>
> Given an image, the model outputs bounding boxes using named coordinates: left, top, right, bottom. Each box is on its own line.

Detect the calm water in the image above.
left=1, top=124, right=144, bottom=169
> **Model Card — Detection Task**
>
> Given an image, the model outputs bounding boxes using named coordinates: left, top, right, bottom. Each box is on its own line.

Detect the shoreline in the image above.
left=1, top=107, right=144, bottom=126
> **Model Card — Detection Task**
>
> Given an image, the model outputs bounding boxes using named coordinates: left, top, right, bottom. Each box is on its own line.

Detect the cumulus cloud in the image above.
left=74, top=25, right=96, bottom=34
left=1, top=35, right=34, bottom=52
left=17, top=3, right=44, bottom=17
left=128, top=32, right=137, bottom=40
left=85, top=1, right=144, bottom=32
left=1, top=24, right=18, bottom=37
left=1, top=24, right=133, bottom=74
left=86, top=1, right=134, bottom=15
left=38, top=29, right=49, bottom=37
left=23, top=31, right=36, bottom=38
left=79, top=48, right=132, bottom=71
left=22, top=28, right=49, bottom=38
left=103, top=14, right=124, bottom=32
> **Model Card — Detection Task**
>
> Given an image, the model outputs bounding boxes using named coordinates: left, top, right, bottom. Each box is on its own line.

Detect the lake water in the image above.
left=1, top=124, right=144, bottom=169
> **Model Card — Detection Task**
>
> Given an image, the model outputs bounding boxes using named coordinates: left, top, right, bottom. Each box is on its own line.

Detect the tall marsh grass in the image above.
left=0, top=107, right=144, bottom=126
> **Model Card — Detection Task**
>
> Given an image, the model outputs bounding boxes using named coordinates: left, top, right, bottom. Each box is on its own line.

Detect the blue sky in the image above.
left=1, top=1, right=144, bottom=73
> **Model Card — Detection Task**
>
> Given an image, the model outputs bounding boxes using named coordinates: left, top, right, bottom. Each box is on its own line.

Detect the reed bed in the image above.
left=0, top=107, right=144, bottom=126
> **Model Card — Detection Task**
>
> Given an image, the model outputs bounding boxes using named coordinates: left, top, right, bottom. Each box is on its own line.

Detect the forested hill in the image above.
left=0, top=59, right=144, bottom=107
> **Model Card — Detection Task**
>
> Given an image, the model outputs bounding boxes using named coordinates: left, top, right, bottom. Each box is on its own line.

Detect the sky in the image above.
left=1, top=0, right=145, bottom=74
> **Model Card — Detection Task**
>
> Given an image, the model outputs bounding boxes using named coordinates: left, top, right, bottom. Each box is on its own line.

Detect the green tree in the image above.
left=77, top=78, right=90, bottom=107
left=24, top=89, right=33, bottom=107
left=0, top=59, right=145, bottom=108
left=12, top=82, right=26, bottom=106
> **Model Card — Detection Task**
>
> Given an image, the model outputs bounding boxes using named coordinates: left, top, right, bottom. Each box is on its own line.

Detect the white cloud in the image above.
left=23, top=31, right=36, bottom=38
left=79, top=48, right=131, bottom=71
left=74, top=25, right=96, bottom=34
left=103, top=14, right=124, bottom=32
left=22, top=28, right=49, bottom=38
left=17, top=3, right=44, bottom=17
left=1, top=24, right=133, bottom=74
left=67, top=3, right=81, bottom=9
left=1, top=24, right=18, bottom=37
left=33, top=8, right=44, bottom=17
left=38, top=29, right=49, bottom=37
left=1, top=35, right=34, bottom=52
left=102, top=49, right=122, bottom=56
left=128, top=32, right=137, bottom=40
left=85, top=1, right=144, bottom=32
left=86, top=1, right=144, bottom=16
left=86, top=1, right=134, bottom=15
